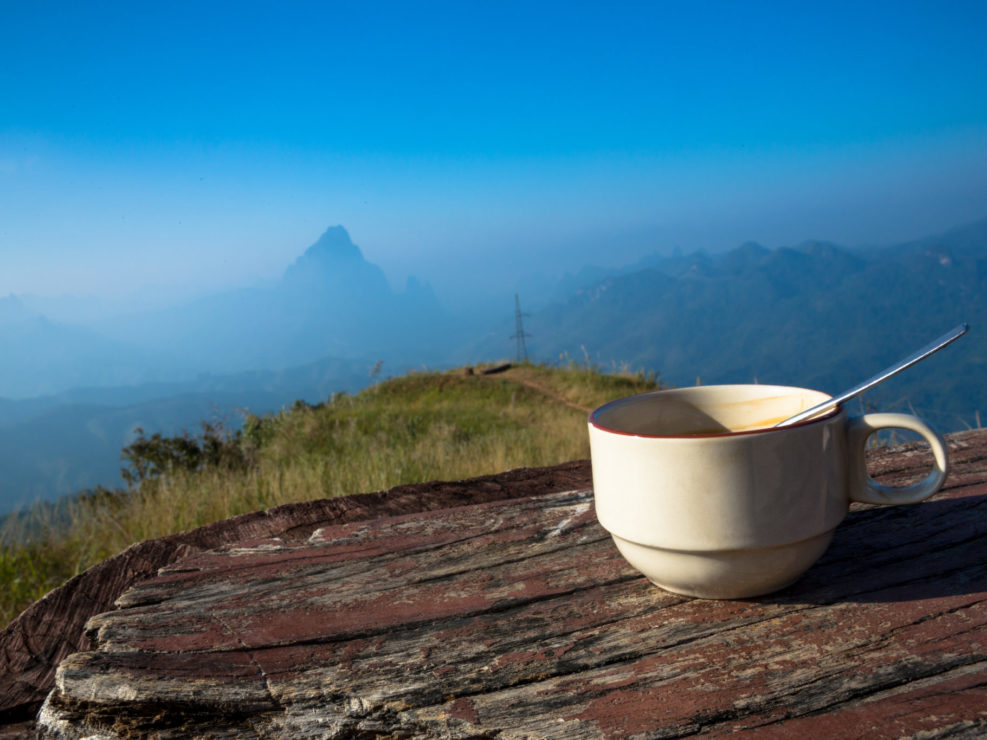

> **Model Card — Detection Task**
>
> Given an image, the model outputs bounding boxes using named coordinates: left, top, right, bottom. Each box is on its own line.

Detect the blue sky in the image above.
left=2, top=1, right=986, bottom=301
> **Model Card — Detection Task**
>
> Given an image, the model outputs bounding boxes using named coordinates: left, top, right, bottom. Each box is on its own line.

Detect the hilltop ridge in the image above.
left=0, top=362, right=659, bottom=629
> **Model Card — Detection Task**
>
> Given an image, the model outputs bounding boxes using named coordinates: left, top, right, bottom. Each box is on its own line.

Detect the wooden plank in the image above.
left=37, top=434, right=987, bottom=738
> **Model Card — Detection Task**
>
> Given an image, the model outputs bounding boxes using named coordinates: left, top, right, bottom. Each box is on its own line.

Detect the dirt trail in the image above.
left=501, top=370, right=593, bottom=414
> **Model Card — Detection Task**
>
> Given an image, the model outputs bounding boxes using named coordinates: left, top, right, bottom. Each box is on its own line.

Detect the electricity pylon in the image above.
left=511, top=293, right=531, bottom=363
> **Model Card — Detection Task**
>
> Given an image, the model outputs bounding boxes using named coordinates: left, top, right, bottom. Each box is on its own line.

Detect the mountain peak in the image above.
left=718, top=241, right=770, bottom=273
left=283, top=225, right=367, bottom=284
left=306, top=225, right=362, bottom=261
left=280, top=225, right=396, bottom=308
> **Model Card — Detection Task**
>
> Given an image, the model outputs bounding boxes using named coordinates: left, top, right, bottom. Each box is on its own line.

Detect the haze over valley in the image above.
left=2, top=216, right=985, bottom=512
left=3, top=3, right=986, bottom=513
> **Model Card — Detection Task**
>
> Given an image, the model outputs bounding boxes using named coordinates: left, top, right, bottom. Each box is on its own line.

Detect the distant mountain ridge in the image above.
left=0, top=294, right=38, bottom=325
left=3, top=216, right=986, bottom=511
left=0, top=298, right=169, bottom=399
left=2, top=226, right=448, bottom=399
left=520, top=216, right=987, bottom=433
left=0, top=354, right=374, bottom=507
left=0, top=226, right=450, bottom=510
left=88, top=225, right=450, bottom=375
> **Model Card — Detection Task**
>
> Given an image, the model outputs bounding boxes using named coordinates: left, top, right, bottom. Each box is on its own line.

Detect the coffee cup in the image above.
left=588, top=384, right=948, bottom=599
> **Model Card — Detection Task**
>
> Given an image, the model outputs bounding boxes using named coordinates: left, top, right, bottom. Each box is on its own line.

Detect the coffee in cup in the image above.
left=588, top=384, right=948, bottom=599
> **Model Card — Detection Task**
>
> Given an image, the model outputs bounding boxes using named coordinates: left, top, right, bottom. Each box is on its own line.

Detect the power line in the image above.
left=511, top=293, right=531, bottom=363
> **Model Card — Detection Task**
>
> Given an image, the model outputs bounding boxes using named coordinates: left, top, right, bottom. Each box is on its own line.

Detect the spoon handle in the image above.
left=776, top=323, right=969, bottom=427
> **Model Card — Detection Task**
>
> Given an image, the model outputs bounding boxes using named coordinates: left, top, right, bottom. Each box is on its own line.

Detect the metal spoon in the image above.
left=775, top=323, right=969, bottom=428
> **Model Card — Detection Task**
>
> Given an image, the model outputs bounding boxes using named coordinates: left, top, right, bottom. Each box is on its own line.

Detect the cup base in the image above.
left=611, top=530, right=835, bottom=599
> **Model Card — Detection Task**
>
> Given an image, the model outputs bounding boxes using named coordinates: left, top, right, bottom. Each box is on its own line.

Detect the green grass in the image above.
left=0, top=363, right=660, bottom=628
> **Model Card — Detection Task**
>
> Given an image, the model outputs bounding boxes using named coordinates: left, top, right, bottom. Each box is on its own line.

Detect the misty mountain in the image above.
left=0, top=294, right=36, bottom=325
left=93, top=225, right=451, bottom=374
left=514, top=216, right=987, bottom=433
left=4, top=217, right=987, bottom=513
left=0, top=226, right=458, bottom=511
left=0, top=295, right=176, bottom=398
left=4, top=227, right=453, bottom=401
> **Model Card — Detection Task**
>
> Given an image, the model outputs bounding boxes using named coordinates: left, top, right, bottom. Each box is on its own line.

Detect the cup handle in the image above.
left=846, top=413, right=949, bottom=505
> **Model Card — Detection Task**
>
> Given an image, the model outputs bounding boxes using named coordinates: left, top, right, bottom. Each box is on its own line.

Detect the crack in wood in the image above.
left=209, top=611, right=284, bottom=718
left=750, top=657, right=987, bottom=727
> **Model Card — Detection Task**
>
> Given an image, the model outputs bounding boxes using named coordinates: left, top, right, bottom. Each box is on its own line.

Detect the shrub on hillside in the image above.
left=121, top=422, right=252, bottom=487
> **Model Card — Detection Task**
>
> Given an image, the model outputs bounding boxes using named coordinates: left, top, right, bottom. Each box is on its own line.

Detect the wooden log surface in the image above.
left=0, top=461, right=592, bottom=736
left=36, top=432, right=987, bottom=739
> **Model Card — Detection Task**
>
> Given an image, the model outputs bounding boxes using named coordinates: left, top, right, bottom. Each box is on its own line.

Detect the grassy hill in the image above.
left=0, top=362, right=659, bottom=628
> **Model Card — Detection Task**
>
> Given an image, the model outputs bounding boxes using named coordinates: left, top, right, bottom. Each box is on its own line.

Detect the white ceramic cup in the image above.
left=588, top=384, right=949, bottom=599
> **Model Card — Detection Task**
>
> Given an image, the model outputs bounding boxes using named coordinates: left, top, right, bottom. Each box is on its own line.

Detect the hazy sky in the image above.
left=2, top=1, right=986, bottom=301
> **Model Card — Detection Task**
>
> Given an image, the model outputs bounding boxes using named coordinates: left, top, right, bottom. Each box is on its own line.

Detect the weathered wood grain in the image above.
left=0, top=460, right=592, bottom=732
left=36, top=432, right=987, bottom=738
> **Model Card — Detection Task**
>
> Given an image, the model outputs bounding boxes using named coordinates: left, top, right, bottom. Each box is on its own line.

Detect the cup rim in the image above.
left=588, top=383, right=840, bottom=438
